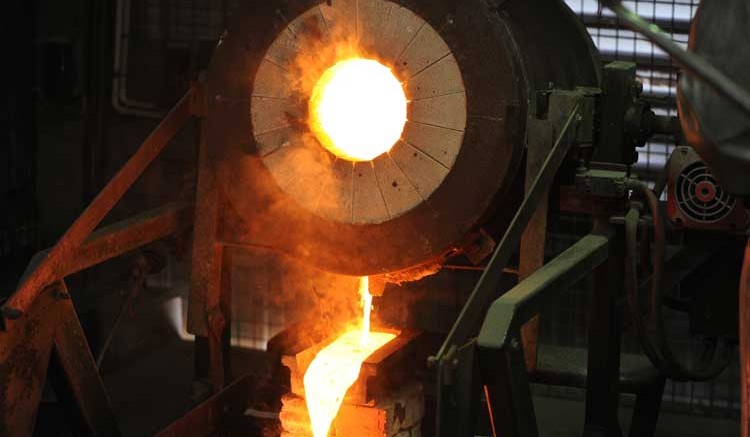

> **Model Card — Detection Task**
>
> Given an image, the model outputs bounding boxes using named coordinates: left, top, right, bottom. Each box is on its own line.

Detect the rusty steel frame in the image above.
left=19, top=202, right=194, bottom=285
left=0, top=285, right=63, bottom=436
left=49, top=282, right=123, bottom=437
left=1, top=90, right=197, bottom=436
left=1, top=281, right=123, bottom=437
left=187, top=119, right=234, bottom=393
left=2, top=90, right=195, bottom=321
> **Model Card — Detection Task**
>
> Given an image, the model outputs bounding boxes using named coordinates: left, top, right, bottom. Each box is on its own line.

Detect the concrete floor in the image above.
left=94, top=336, right=739, bottom=437
left=534, top=396, right=738, bottom=437
left=33, top=339, right=740, bottom=437
left=29, top=283, right=741, bottom=437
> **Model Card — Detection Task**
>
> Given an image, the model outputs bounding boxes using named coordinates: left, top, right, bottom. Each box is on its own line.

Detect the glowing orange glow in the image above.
left=309, top=58, right=407, bottom=162
left=302, top=277, right=396, bottom=437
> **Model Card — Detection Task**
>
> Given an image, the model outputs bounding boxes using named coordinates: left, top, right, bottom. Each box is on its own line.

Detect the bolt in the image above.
left=510, top=338, right=520, bottom=349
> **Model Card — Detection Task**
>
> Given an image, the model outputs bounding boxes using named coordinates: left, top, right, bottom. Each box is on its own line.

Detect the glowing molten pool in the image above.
left=302, top=277, right=396, bottom=437
left=309, top=58, right=407, bottom=162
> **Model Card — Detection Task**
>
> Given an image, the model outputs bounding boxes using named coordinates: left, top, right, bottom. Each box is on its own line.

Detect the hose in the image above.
left=625, top=180, right=734, bottom=381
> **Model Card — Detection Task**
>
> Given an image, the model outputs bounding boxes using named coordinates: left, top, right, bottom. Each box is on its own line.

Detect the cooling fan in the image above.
left=666, top=146, right=747, bottom=231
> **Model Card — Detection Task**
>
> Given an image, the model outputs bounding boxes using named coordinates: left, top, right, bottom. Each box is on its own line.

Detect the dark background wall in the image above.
left=1, top=0, right=199, bottom=303
left=1, top=0, right=38, bottom=291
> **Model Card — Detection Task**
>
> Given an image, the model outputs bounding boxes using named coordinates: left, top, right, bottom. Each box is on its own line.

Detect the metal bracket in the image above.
left=477, top=233, right=610, bottom=352
left=575, top=162, right=630, bottom=198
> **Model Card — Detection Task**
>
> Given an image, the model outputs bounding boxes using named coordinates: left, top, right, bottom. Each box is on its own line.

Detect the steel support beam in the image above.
left=518, top=116, right=555, bottom=372
left=188, top=119, right=232, bottom=392
left=49, top=282, right=122, bottom=437
left=0, top=282, right=122, bottom=437
left=0, top=288, right=62, bottom=437
left=19, top=202, right=193, bottom=284
left=477, top=233, right=610, bottom=352
left=583, top=226, right=624, bottom=437
left=475, top=232, right=610, bottom=437
left=2, top=91, right=194, bottom=320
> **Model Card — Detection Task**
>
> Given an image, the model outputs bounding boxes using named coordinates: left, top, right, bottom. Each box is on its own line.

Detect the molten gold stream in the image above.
left=302, top=277, right=396, bottom=437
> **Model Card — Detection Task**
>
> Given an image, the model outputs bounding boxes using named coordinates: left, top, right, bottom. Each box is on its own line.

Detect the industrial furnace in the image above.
left=187, top=0, right=599, bottom=434
left=2, top=0, right=750, bottom=437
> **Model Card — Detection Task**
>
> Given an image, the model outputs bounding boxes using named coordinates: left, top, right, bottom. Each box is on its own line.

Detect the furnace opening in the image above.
left=309, top=58, right=407, bottom=162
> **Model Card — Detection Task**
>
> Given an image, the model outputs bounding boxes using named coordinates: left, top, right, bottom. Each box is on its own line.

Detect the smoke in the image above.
left=229, top=246, right=365, bottom=350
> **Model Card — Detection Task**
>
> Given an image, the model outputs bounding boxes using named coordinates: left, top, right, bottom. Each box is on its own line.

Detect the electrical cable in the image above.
left=625, top=180, right=734, bottom=381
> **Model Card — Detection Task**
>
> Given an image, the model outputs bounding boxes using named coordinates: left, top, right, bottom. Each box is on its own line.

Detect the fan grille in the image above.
left=676, top=162, right=736, bottom=223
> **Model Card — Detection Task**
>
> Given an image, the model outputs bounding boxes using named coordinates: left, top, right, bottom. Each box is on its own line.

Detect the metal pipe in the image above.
left=112, top=0, right=163, bottom=118
left=602, top=0, right=750, bottom=118
left=625, top=182, right=733, bottom=381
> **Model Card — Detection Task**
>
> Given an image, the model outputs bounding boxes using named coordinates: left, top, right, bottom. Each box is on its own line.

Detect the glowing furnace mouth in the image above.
left=309, top=58, right=408, bottom=162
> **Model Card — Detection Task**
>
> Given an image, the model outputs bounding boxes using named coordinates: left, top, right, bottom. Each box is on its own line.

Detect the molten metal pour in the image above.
left=302, top=277, right=396, bottom=437
left=293, top=56, right=405, bottom=437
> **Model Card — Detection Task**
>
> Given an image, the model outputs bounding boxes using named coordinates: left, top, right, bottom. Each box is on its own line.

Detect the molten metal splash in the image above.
left=302, top=277, right=396, bottom=437
left=309, top=58, right=407, bottom=162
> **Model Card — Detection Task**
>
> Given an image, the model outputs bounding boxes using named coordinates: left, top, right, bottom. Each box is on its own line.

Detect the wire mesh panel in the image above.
left=125, top=0, right=240, bottom=105
left=565, top=0, right=698, bottom=183
left=556, top=0, right=740, bottom=419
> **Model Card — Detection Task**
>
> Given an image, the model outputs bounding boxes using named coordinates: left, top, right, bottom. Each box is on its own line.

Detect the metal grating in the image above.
left=564, top=0, right=698, bottom=183
left=134, top=0, right=239, bottom=44
left=556, top=0, right=740, bottom=419
left=124, top=0, right=240, bottom=104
